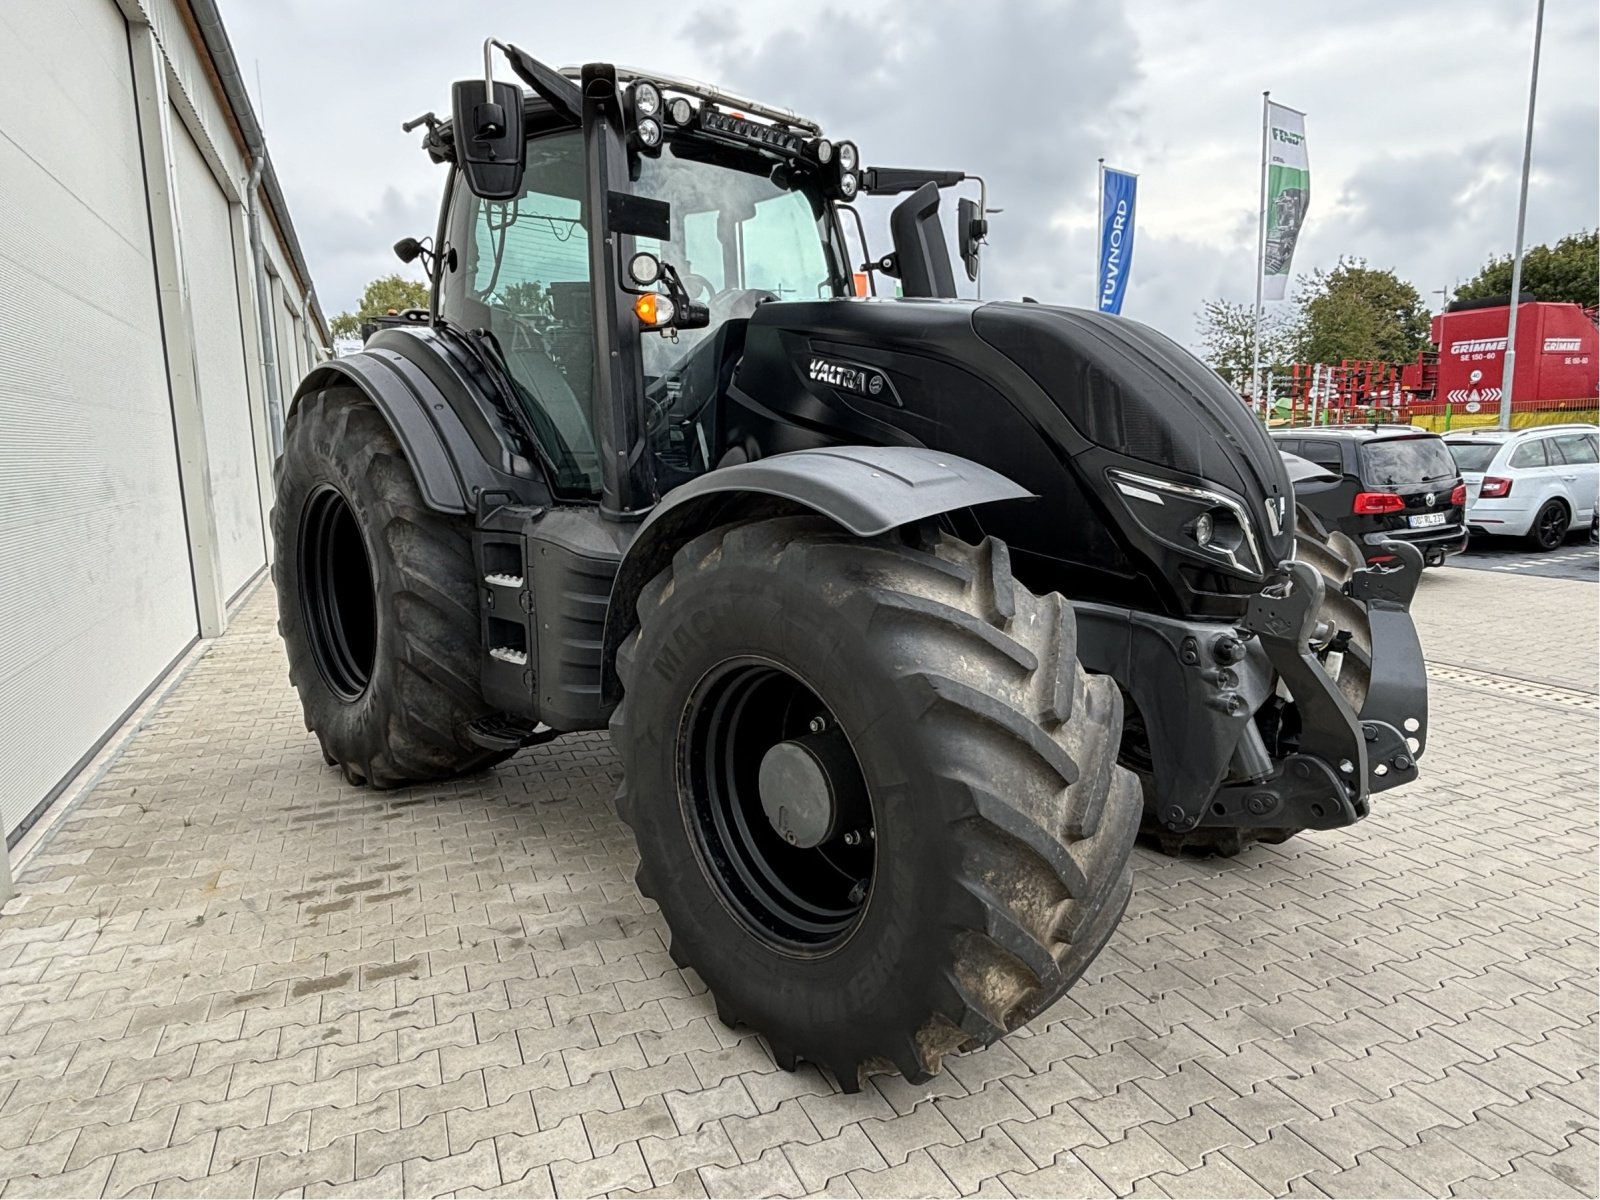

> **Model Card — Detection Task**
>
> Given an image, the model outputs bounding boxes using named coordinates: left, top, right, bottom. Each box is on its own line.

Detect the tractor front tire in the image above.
left=610, top=517, right=1140, bottom=1088
left=272, top=387, right=510, bottom=788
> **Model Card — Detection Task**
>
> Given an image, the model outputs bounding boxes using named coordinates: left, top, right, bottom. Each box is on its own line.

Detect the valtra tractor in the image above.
left=272, top=43, right=1431, bottom=1087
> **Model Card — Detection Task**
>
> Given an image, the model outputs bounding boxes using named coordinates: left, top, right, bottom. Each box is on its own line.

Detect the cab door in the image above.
left=441, top=129, right=602, bottom=499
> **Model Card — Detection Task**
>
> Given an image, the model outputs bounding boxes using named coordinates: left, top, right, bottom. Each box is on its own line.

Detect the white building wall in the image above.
left=0, top=0, right=200, bottom=842
left=0, top=0, right=327, bottom=853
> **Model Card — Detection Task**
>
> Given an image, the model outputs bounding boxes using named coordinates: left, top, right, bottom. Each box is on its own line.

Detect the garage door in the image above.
left=172, top=116, right=265, bottom=600
left=0, top=0, right=198, bottom=842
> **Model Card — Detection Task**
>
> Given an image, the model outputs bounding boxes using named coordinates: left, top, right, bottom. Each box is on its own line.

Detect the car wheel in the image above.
left=1528, top=499, right=1570, bottom=552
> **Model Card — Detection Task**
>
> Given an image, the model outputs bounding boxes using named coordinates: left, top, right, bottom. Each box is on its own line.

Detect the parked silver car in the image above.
left=1443, top=425, right=1600, bottom=551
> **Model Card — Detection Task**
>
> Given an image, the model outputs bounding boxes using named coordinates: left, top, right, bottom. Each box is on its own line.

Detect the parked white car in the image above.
left=1443, top=425, right=1600, bottom=551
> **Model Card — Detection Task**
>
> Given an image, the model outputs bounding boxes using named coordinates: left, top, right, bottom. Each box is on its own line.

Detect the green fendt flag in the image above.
left=1262, top=102, right=1308, bottom=301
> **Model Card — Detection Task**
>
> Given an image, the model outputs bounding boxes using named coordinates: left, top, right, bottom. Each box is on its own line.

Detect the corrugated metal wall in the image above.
left=0, top=0, right=200, bottom=841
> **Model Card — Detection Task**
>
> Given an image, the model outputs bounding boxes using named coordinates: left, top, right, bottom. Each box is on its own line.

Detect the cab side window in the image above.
left=1508, top=440, right=1549, bottom=469
left=450, top=130, right=599, bottom=497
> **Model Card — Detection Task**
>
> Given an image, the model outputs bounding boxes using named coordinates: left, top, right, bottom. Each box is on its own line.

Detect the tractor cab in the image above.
left=416, top=45, right=982, bottom=509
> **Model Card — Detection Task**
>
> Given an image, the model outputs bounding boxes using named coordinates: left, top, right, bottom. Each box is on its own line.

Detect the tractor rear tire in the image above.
left=272, top=387, right=511, bottom=788
left=1135, top=503, right=1369, bottom=858
left=610, top=516, right=1140, bottom=1088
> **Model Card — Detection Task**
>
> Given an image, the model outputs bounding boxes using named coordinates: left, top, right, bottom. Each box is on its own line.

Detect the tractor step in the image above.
left=464, top=713, right=560, bottom=752
left=471, top=502, right=625, bottom=732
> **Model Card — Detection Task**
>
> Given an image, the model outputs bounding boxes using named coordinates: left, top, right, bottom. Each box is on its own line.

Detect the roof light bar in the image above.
left=560, top=64, right=823, bottom=135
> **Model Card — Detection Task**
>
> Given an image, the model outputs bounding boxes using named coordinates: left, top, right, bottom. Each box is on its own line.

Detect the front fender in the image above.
left=600, top=446, right=1034, bottom=703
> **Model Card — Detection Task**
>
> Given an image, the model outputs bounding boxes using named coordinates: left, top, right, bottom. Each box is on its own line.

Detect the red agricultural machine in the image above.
left=1269, top=298, right=1598, bottom=432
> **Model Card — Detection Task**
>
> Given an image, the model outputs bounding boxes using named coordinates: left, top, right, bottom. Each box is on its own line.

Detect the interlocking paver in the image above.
left=860, top=1102, right=963, bottom=1167
left=549, top=1141, right=652, bottom=1198
left=149, top=1157, right=260, bottom=1198
left=1000, top=1155, right=1115, bottom=1199
left=1, top=1157, right=117, bottom=1199
left=402, top=1138, right=499, bottom=1197
left=496, top=1113, right=592, bottom=1180
left=785, top=1126, right=889, bottom=1193
left=699, top=1145, right=805, bottom=1198
left=639, top=1123, right=740, bottom=1183
left=0, top=571, right=1593, bottom=1198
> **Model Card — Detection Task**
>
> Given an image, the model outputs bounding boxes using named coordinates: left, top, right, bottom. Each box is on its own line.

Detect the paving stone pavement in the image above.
left=1, top=570, right=1595, bottom=1199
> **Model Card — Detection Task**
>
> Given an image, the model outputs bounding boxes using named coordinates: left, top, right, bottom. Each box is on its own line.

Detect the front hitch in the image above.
left=1219, top=540, right=1428, bottom=833
left=1072, top=537, right=1431, bottom=838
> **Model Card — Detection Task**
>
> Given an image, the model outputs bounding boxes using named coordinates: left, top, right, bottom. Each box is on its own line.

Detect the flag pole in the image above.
left=1252, top=91, right=1269, bottom=417
left=1498, top=0, right=1545, bottom=428
left=1095, top=157, right=1105, bottom=309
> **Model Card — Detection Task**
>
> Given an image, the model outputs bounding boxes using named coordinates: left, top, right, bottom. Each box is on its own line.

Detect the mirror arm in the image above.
left=499, top=41, right=583, bottom=127
left=861, top=166, right=967, bottom=196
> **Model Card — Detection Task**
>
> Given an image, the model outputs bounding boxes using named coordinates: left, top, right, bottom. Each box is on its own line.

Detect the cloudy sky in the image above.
left=216, top=0, right=1597, bottom=348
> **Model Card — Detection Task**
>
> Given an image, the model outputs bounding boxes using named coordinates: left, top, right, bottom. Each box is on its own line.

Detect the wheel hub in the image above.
left=680, top=660, right=876, bottom=948
left=757, top=727, right=866, bottom=849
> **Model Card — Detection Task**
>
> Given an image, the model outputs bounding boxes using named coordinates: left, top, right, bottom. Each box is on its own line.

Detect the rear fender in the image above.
left=600, top=446, right=1033, bottom=704
left=288, top=341, right=544, bottom=514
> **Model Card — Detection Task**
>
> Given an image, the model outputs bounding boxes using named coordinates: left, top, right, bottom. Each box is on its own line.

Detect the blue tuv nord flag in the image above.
left=1096, top=166, right=1138, bottom=315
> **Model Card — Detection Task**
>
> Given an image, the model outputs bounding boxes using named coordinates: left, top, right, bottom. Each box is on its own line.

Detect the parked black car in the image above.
left=1273, top=426, right=1467, bottom=566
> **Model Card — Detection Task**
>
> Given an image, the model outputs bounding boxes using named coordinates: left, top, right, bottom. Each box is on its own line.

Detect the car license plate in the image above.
left=1409, top=512, right=1447, bottom=528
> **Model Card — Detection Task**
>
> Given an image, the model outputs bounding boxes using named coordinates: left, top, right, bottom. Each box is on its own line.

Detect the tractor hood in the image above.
left=723, top=297, right=1294, bottom=618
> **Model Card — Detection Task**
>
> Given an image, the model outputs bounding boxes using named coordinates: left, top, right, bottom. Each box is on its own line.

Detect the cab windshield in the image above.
left=633, top=142, right=845, bottom=472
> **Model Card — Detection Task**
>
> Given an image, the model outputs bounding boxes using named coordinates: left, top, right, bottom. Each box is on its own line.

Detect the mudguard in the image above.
left=600, top=445, right=1034, bottom=704
left=290, top=338, right=543, bottom=514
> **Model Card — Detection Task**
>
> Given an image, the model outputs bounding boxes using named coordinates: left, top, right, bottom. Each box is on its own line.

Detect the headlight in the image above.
left=634, top=292, right=675, bottom=327
left=637, top=117, right=662, bottom=148
left=815, top=138, right=833, bottom=164
left=628, top=252, right=662, bottom=286
left=837, top=141, right=858, bottom=172
left=668, top=97, right=694, bottom=126
left=838, top=172, right=859, bottom=199
left=634, top=82, right=661, bottom=118
left=1108, top=468, right=1264, bottom=578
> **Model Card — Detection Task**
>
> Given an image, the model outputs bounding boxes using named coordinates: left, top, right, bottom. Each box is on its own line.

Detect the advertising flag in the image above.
left=1096, top=166, right=1137, bottom=315
left=1262, top=103, right=1309, bottom=301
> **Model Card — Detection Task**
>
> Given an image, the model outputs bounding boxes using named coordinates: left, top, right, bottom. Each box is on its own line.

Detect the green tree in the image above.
left=1194, top=298, right=1297, bottom=392
left=1291, top=259, right=1431, bottom=365
left=1453, top=230, right=1598, bottom=309
left=329, top=274, right=430, bottom=340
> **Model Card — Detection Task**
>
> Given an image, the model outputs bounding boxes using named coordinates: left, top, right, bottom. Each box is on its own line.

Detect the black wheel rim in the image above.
left=679, top=658, right=875, bottom=951
left=1539, top=504, right=1567, bottom=548
left=299, top=485, right=377, bottom=701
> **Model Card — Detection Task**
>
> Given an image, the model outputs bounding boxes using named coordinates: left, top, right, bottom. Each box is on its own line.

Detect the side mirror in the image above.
left=889, top=183, right=957, bottom=299
left=450, top=79, right=525, bottom=200
left=958, top=197, right=986, bottom=283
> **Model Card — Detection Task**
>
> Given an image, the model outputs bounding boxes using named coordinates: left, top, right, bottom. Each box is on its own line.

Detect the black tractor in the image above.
left=273, top=44, right=1430, bottom=1088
